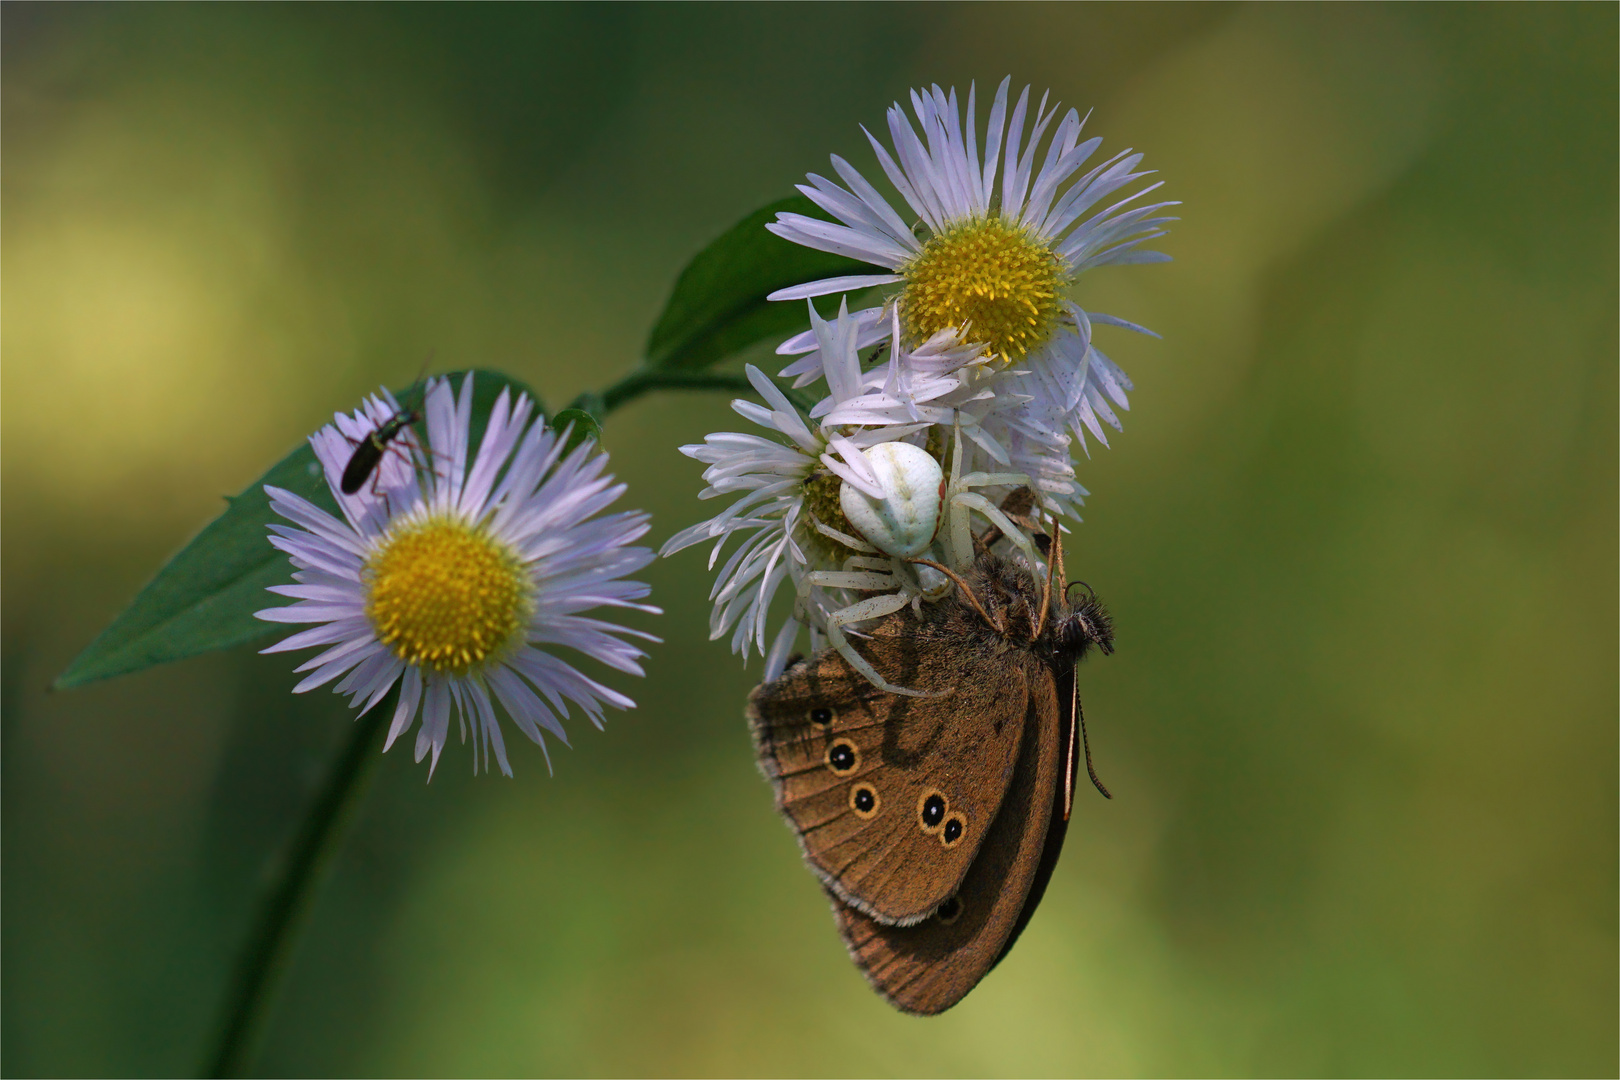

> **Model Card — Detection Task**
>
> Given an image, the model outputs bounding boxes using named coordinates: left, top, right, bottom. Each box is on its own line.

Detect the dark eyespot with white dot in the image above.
left=826, top=741, right=857, bottom=774
left=810, top=706, right=833, bottom=726
left=921, top=794, right=946, bottom=829
left=941, top=814, right=965, bottom=847
left=936, top=896, right=963, bottom=924
left=851, top=784, right=879, bottom=819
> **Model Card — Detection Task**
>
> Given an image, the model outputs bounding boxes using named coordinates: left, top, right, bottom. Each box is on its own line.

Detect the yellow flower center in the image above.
left=801, top=467, right=863, bottom=562
left=901, top=215, right=1067, bottom=363
left=363, top=515, right=531, bottom=675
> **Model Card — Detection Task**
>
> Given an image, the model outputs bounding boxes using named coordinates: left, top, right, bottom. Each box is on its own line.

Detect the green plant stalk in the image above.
left=592, top=367, right=752, bottom=415
left=205, top=704, right=387, bottom=1078
left=202, top=365, right=757, bottom=1078
left=571, top=366, right=812, bottom=419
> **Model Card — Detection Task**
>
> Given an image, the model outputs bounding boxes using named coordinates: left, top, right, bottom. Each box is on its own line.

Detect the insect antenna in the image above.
left=976, top=486, right=1041, bottom=554
left=907, top=557, right=1002, bottom=633
left=1064, top=580, right=1097, bottom=603
left=1064, top=675, right=1111, bottom=817
left=1032, top=512, right=1060, bottom=642
left=1079, top=692, right=1111, bottom=800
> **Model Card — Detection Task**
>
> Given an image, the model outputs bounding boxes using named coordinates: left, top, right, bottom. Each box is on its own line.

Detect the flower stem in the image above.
left=589, top=368, right=753, bottom=415
left=203, top=705, right=388, bottom=1078
left=579, top=367, right=815, bottom=420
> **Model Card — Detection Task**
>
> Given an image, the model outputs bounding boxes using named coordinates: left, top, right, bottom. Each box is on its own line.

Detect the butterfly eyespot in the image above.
left=825, top=740, right=859, bottom=774
left=940, top=813, right=966, bottom=847
left=918, top=790, right=947, bottom=834
left=809, top=706, right=834, bottom=726
left=850, top=784, right=880, bottom=819
left=936, top=895, right=963, bottom=925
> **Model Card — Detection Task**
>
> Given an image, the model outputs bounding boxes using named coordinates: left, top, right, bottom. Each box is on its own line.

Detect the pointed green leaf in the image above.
left=643, top=195, right=881, bottom=372
left=55, top=371, right=543, bottom=690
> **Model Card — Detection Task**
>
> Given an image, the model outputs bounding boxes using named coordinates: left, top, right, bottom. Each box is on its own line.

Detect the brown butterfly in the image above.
left=746, top=523, right=1114, bottom=1014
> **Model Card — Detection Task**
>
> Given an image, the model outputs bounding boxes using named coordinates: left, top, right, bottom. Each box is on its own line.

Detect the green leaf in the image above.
left=643, top=195, right=881, bottom=372
left=552, top=408, right=603, bottom=455
left=55, top=370, right=543, bottom=690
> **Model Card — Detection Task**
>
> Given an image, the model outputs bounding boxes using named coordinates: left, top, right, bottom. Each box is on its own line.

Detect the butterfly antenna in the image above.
left=1064, top=579, right=1097, bottom=603
left=1064, top=674, right=1078, bottom=818
left=908, top=557, right=1002, bottom=633
left=1077, top=688, right=1111, bottom=800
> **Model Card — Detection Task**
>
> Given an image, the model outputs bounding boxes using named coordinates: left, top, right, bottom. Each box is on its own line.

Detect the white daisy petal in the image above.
left=862, top=121, right=932, bottom=231
left=829, top=155, right=920, bottom=251
left=764, top=216, right=911, bottom=268
left=1086, top=311, right=1162, bottom=338
left=384, top=666, right=423, bottom=751
left=765, top=272, right=903, bottom=302
left=416, top=679, right=451, bottom=776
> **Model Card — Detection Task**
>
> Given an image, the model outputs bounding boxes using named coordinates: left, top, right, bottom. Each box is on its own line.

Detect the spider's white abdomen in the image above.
left=840, top=442, right=944, bottom=559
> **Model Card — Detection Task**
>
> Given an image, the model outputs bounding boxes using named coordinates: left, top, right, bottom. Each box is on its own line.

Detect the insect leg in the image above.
left=951, top=492, right=1043, bottom=576
left=1033, top=515, right=1062, bottom=641
left=907, top=556, right=1003, bottom=634
left=824, top=593, right=931, bottom=697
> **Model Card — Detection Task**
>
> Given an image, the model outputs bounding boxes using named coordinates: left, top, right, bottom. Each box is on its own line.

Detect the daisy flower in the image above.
left=255, top=374, right=658, bottom=777
left=767, top=77, right=1174, bottom=452
left=659, top=359, right=895, bottom=682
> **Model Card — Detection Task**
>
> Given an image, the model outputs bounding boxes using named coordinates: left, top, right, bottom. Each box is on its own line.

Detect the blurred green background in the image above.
left=4, top=3, right=1615, bottom=1076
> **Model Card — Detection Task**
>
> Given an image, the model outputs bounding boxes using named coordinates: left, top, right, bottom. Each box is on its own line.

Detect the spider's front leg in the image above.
left=819, top=590, right=929, bottom=697
left=806, top=568, right=898, bottom=592
left=948, top=489, right=1044, bottom=572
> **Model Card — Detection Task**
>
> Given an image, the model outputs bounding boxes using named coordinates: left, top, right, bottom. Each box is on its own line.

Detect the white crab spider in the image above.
left=804, top=426, right=1045, bottom=696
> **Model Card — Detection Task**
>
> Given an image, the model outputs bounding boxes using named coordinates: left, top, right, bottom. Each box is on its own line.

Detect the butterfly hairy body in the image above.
left=746, top=548, right=1113, bottom=1015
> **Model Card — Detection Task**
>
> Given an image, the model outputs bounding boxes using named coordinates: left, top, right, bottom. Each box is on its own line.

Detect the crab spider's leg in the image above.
left=824, top=592, right=932, bottom=697
left=946, top=421, right=973, bottom=571
left=952, top=491, right=1044, bottom=572
left=960, top=471, right=1032, bottom=488
left=811, top=517, right=878, bottom=554
left=841, top=555, right=892, bottom=572
left=808, top=570, right=900, bottom=591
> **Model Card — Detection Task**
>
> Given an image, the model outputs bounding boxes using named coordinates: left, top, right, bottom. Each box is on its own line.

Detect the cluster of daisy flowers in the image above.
left=256, top=374, right=657, bottom=777
left=663, top=78, right=1173, bottom=684
left=256, top=77, right=1169, bottom=773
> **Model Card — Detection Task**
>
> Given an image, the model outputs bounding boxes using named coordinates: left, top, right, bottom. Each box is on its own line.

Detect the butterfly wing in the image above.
left=993, top=667, right=1080, bottom=969
left=747, top=611, right=1029, bottom=927
left=827, top=662, right=1065, bottom=1014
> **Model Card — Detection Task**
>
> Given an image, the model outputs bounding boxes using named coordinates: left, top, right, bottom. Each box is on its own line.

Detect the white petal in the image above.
left=765, top=273, right=902, bottom=302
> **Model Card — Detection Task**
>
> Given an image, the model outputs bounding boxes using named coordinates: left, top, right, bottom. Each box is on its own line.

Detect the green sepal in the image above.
left=54, top=370, right=543, bottom=690
left=642, top=195, right=880, bottom=371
